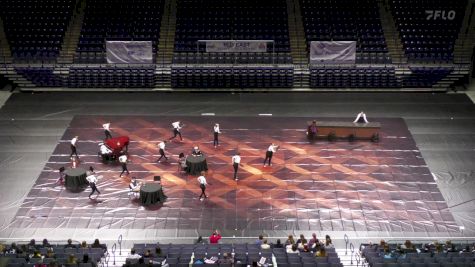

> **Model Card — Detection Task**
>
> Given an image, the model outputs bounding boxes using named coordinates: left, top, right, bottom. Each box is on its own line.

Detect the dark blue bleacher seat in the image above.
left=390, top=0, right=467, bottom=62
left=300, top=0, right=392, bottom=65
left=75, top=0, right=164, bottom=63
left=1, top=0, right=76, bottom=61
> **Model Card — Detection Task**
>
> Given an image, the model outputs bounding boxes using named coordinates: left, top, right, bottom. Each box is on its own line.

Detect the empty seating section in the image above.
left=362, top=243, right=475, bottom=267
left=15, top=67, right=64, bottom=87
left=0, top=0, right=76, bottom=61
left=131, top=243, right=343, bottom=267
left=172, top=52, right=292, bottom=64
left=310, top=67, right=400, bottom=88
left=173, top=0, right=290, bottom=64
left=403, top=67, right=452, bottom=87
left=75, top=0, right=164, bottom=63
left=300, top=0, right=391, bottom=64
left=390, top=0, right=467, bottom=62
left=68, top=66, right=155, bottom=88
left=171, top=67, right=293, bottom=88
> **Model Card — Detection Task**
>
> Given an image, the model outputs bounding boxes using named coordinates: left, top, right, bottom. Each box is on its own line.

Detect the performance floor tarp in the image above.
left=6, top=115, right=459, bottom=235
left=0, top=92, right=474, bottom=241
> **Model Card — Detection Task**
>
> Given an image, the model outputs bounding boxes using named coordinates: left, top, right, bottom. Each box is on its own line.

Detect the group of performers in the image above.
left=67, top=112, right=369, bottom=201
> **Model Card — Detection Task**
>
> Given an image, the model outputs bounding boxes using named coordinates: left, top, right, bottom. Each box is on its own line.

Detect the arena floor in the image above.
left=0, top=92, right=474, bottom=244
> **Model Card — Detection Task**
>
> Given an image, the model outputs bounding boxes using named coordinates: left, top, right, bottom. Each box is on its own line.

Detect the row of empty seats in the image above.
left=300, top=0, right=391, bottom=60
left=310, top=66, right=400, bottom=88
left=402, top=67, right=452, bottom=87
left=174, top=0, right=290, bottom=52
left=171, top=66, right=294, bottom=88
left=172, top=52, right=293, bottom=65
left=68, top=66, right=156, bottom=88
left=76, top=0, right=164, bottom=56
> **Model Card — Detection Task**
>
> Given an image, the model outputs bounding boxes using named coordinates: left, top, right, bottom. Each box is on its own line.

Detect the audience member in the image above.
left=273, top=239, right=284, bottom=248
left=143, top=249, right=153, bottom=258
left=67, top=254, right=77, bottom=264
left=80, top=241, right=88, bottom=249
left=217, top=253, right=234, bottom=265
left=316, top=246, right=327, bottom=257
left=256, top=235, right=264, bottom=245
left=42, top=239, right=51, bottom=248
left=7, top=243, right=17, bottom=254
left=28, top=239, right=37, bottom=250
left=46, top=248, right=55, bottom=258
left=126, top=248, right=142, bottom=262
left=261, top=239, right=270, bottom=250
left=32, top=250, right=42, bottom=259
left=297, top=234, right=307, bottom=245
left=285, top=235, right=295, bottom=246
left=82, top=254, right=97, bottom=267
left=324, top=235, right=334, bottom=249
left=287, top=244, right=300, bottom=255
left=91, top=239, right=103, bottom=249
left=196, top=236, right=208, bottom=244
left=65, top=239, right=76, bottom=249
left=308, top=233, right=320, bottom=249
left=209, top=230, right=222, bottom=244
left=155, top=245, right=162, bottom=257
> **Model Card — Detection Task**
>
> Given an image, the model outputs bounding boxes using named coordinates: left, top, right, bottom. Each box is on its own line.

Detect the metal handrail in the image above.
left=118, top=234, right=123, bottom=256
left=111, top=243, right=116, bottom=266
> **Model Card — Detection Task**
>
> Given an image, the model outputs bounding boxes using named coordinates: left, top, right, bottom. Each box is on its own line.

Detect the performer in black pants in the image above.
left=157, top=140, right=168, bottom=162
left=70, top=136, right=79, bottom=159
left=213, top=123, right=220, bottom=148
left=232, top=152, right=242, bottom=180
left=169, top=121, right=183, bottom=141
left=197, top=171, right=208, bottom=201
left=263, top=143, right=279, bottom=167
left=103, top=123, right=112, bottom=139
left=86, top=174, right=100, bottom=199
left=119, top=155, right=130, bottom=177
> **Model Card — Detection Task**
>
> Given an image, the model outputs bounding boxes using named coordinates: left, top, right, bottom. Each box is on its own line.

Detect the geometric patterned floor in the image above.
left=10, top=115, right=459, bottom=234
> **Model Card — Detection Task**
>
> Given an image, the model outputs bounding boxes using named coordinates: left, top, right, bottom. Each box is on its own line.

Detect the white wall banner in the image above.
left=205, top=40, right=268, bottom=53
left=310, top=41, right=356, bottom=64
left=106, top=41, right=153, bottom=64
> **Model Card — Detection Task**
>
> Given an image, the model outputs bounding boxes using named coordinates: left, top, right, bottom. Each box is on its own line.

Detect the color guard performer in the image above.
left=263, top=143, right=279, bottom=167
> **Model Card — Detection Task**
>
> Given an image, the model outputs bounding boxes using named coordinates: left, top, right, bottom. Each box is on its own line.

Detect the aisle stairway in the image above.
left=0, top=17, right=13, bottom=64
left=155, top=0, right=177, bottom=88
left=286, top=0, right=308, bottom=65
left=157, top=0, right=177, bottom=65
left=57, top=0, right=87, bottom=64
left=454, top=0, right=475, bottom=64
left=378, top=0, right=407, bottom=64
